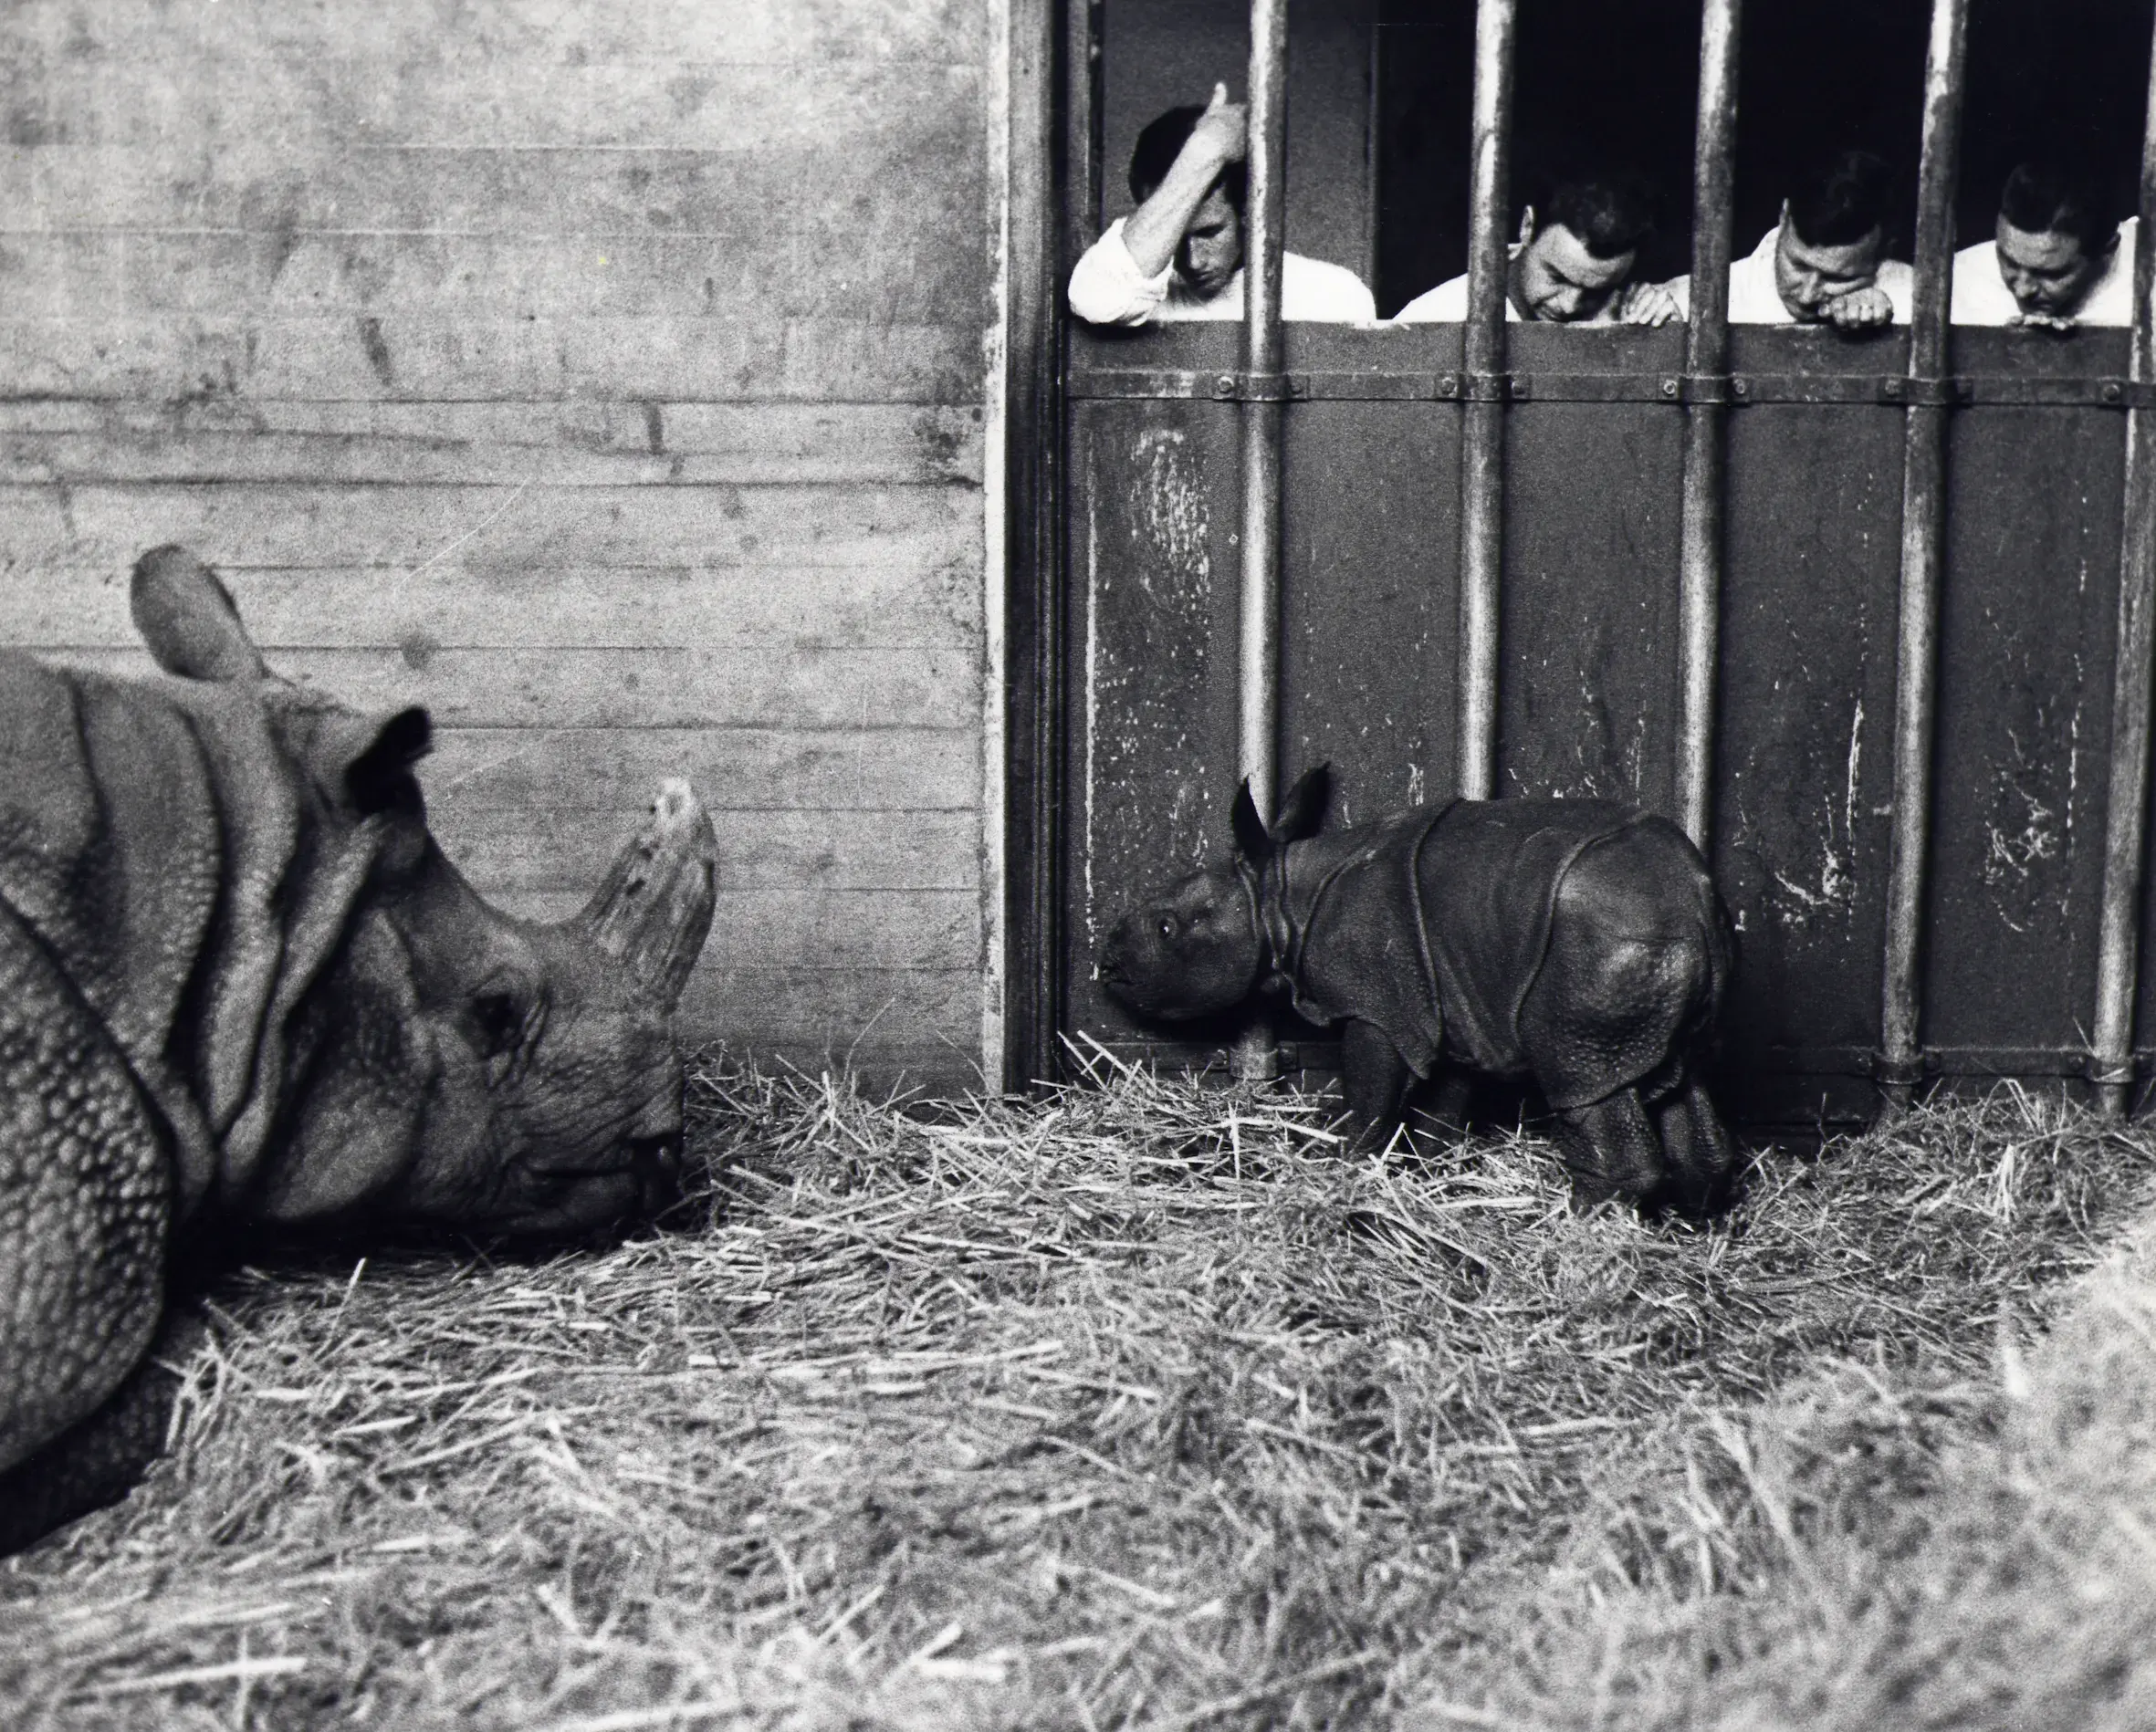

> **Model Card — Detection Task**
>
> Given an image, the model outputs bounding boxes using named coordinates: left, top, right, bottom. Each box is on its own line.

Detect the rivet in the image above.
left=2104, top=381, right=2125, bottom=404
left=1660, top=377, right=1680, bottom=398
left=1732, top=377, right=1750, bottom=398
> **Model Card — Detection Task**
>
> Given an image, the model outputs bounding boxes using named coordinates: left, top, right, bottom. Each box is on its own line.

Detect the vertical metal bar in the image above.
left=1456, top=0, right=1517, bottom=801
left=1003, top=0, right=1063, bottom=1090
left=1230, top=0, right=1289, bottom=1085
left=1072, top=0, right=1103, bottom=251
left=2089, top=16, right=2156, bottom=1117
left=1366, top=17, right=1385, bottom=295
left=1675, top=0, right=1741, bottom=849
left=1878, top=0, right=1968, bottom=1116
left=1028, top=0, right=1098, bottom=1088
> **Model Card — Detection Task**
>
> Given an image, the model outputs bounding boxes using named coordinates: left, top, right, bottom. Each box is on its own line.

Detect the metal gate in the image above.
left=1019, top=0, right=2156, bottom=1126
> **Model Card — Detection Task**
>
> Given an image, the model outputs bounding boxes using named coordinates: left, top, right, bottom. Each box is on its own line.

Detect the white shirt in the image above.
left=1665, top=223, right=1915, bottom=325
left=1952, top=217, right=2137, bottom=326
left=1067, top=217, right=1376, bottom=326
left=1392, top=245, right=1524, bottom=323
left=1390, top=243, right=1638, bottom=324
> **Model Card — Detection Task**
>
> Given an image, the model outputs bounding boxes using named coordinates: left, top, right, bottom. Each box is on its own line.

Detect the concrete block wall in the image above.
left=0, top=0, right=1006, bottom=1086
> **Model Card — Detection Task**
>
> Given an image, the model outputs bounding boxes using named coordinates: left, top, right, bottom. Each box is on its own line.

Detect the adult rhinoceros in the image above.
left=0, top=546, right=717, bottom=1549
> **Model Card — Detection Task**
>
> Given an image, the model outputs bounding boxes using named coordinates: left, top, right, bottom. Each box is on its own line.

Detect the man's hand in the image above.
left=2010, top=309, right=2080, bottom=334
left=1822, top=285, right=1894, bottom=331
left=1118, top=83, right=1249, bottom=282
left=1188, top=82, right=1248, bottom=171
left=1614, top=279, right=1681, bottom=327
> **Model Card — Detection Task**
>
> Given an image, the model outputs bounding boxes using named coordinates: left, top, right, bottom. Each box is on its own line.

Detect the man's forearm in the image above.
left=1120, top=142, right=1230, bottom=278
left=1068, top=227, right=1167, bottom=326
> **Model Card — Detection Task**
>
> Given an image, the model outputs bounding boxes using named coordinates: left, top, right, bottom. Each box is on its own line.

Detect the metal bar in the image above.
left=1031, top=0, right=1101, bottom=1088
left=1878, top=0, right=1968, bottom=1116
left=1675, top=0, right=1742, bottom=848
left=1094, top=1038, right=2111, bottom=1080
left=1072, top=0, right=1104, bottom=251
left=2090, top=16, right=2156, bottom=1117
left=1064, top=365, right=2155, bottom=409
left=1230, top=0, right=1290, bottom=1086
left=1001, top=0, right=1064, bottom=1091
left=1456, top=0, right=1518, bottom=801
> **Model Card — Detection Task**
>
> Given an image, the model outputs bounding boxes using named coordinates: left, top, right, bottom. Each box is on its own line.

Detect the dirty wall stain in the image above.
left=1080, top=422, right=1218, bottom=955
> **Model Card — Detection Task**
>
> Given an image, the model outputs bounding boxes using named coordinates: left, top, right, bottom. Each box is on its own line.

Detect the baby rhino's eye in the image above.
left=1158, top=915, right=1177, bottom=941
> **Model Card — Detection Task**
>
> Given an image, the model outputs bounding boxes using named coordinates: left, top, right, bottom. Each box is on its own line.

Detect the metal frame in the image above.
left=2091, top=17, right=2156, bottom=1117
left=1030, top=0, right=2156, bottom=1117
left=1456, top=0, right=1519, bottom=801
left=1067, top=366, right=2156, bottom=408
left=1878, top=0, right=1970, bottom=1113
left=1675, top=0, right=1741, bottom=848
left=1003, top=0, right=1093, bottom=1091
left=1230, top=0, right=1292, bottom=1084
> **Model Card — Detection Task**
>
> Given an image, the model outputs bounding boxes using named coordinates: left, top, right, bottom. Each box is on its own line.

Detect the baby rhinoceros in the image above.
left=0, top=547, right=717, bottom=1551
left=1099, top=767, right=1739, bottom=1216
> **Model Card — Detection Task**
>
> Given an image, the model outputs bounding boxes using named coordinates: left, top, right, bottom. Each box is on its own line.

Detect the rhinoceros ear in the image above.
left=130, top=544, right=267, bottom=682
left=342, top=707, right=434, bottom=816
left=1272, top=763, right=1330, bottom=843
left=1230, top=777, right=1274, bottom=863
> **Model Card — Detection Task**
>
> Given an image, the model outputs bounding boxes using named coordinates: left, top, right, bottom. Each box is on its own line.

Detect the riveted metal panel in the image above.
left=1708, top=327, right=1908, bottom=1126
left=1498, top=322, right=1686, bottom=813
left=1927, top=329, right=2127, bottom=1080
left=1281, top=326, right=1463, bottom=824
left=1060, top=320, right=2156, bottom=1122
left=1063, top=388, right=1242, bottom=1048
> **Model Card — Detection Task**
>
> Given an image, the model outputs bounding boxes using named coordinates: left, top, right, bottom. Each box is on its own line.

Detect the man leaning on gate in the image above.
left=1391, top=174, right=1680, bottom=327
left=1066, top=84, right=1376, bottom=327
left=1662, top=149, right=1913, bottom=330
left=1952, top=159, right=2136, bottom=330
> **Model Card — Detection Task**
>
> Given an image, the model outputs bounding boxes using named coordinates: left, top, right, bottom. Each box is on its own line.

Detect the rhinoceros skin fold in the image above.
left=0, top=546, right=718, bottom=1551
left=1099, top=765, right=1739, bottom=1217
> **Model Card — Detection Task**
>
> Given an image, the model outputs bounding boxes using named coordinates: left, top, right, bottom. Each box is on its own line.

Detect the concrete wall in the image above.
left=0, top=0, right=1005, bottom=1086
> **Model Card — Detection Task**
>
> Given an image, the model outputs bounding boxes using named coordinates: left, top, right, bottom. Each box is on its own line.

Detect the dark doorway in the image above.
left=1375, top=0, right=2154, bottom=320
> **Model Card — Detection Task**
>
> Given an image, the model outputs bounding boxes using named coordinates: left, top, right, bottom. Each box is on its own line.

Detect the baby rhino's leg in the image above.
left=1339, top=1019, right=1414, bottom=1153
left=0, top=913, right=173, bottom=1549
left=1523, top=851, right=1716, bottom=1209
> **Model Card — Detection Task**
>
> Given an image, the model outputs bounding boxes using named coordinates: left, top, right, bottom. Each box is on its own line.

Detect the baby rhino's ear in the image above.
left=130, top=545, right=267, bottom=682
left=1230, top=777, right=1274, bottom=863
left=1272, top=763, right=1331, bottom=843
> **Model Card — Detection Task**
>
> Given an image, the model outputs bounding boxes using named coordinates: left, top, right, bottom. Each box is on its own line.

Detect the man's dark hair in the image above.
left=1130, top=105, right=1247, bottom=210
left=1542, top=175, right=1657, bottom=260
left=1999, top=160, right=2125, bottom=254
left=1788, top=150, right=1891, bottom=248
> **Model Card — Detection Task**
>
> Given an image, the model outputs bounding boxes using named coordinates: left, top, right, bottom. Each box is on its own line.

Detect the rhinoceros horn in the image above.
left=572, top=780, right=718, bottom=1014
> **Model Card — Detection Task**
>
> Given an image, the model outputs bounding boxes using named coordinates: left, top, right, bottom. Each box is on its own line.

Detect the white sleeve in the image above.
left=1879, top=259, right=1916, bottom=325
left=1950, top=245, right=2016, bottom=325
left=1068, top=220, right=1173, bottom=327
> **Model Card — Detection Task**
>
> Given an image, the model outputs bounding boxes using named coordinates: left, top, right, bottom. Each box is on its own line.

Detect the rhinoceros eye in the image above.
left=471, top=986, right=529, bottom=1059
left=1157, top=915, right=1177, bottom=942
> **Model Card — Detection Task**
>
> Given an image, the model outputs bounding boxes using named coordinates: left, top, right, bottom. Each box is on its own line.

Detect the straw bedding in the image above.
left=5, top=1049, right=2155, bottom=1729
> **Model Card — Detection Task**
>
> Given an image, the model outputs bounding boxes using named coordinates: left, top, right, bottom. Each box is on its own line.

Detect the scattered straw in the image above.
left=5, top=1059, right=2154, bottom=1728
